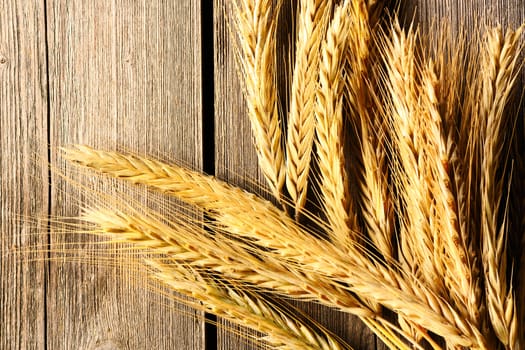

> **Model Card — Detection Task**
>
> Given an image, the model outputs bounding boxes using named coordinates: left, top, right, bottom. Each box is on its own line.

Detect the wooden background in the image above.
left=1, top=0, right=523, bottom=349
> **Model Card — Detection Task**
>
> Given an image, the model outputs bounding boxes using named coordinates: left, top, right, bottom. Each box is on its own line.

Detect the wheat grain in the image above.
left=230, top=0, right=285, bottom=202
left=284, top=0, right=332, bottom=219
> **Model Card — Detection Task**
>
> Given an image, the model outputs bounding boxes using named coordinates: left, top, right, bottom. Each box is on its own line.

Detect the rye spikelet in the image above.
left=230, top=0, right=285, bottom=202
left=285, top=0, right=332, bottom=218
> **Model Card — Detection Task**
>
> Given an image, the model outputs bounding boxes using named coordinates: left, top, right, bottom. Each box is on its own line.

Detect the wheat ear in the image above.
left=382, top=23, right=463, bottom=344
left=478, top=25, right=523, bottom=349
left=83, top=206, right=413, bottom=350
left=419, top=60, right=479, bottom=329
left=144, top=259, right=350, bottom=350
left=230, top=0, right=285, bottom=202
left=285, top=0, right=332, bottom=218
left=81, top=205, right=370, bottom=316
left=63, top=146, right=487, bottom=347
left=346, top=0, right=393, bottom=259
left=315, top=0, right=359, bottom=247
left=430, top=25, right=485, bottom=329
left=315, top=0, right=386, bottom=317
left=381, top=22, right=445, bottom=295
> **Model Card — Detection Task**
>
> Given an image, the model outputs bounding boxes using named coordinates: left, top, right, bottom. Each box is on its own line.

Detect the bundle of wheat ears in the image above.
left=52, top=0, right=525, bottom=349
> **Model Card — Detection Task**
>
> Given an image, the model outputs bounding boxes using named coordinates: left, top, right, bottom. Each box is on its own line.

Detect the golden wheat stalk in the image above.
left=380, top=23, right=467, bottom=345
left=144, top=259, right=350, bottom=350
left=80, top=205, right=371, bottom=316
left=381, top=23, right=445, bottom=296
left=82, top=201, right=411, bottom=349
left=478, top=25, right=523, bottom=349
left=431, top=25, right=486, bottom=331
left=230, top=0, right=285, bottom=202
left=314, top=0, right=359, bottom=248
left=345, top=0, right=393, bottom=259
left=315, top=0, right=385, bottom=318
left=83, top=208, right=417, bottom=350
left=285, top=0, right=332, bottom=218
left=63, top=146, right=488, bottom=348
left=419, top=60, right=480, bottom=328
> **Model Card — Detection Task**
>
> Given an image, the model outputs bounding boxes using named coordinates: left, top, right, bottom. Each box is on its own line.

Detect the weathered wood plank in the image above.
left=410, top=0, right=524, bottom=30
left=0, top=1, right=48, bottom=349
left=46, top=1, right=204, bottom=349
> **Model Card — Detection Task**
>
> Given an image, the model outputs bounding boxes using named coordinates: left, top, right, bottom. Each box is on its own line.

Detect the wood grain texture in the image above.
left=0, top=1, right=48, bottom=349
left=46, top=1, right=204, bottom=349
left=408, top=0, right=524, bottom=31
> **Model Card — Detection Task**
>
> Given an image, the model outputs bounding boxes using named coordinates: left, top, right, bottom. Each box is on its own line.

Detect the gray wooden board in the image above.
left=46, top=1, right=204, bottom=349
left=0, top=1, right=48, bottom=349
